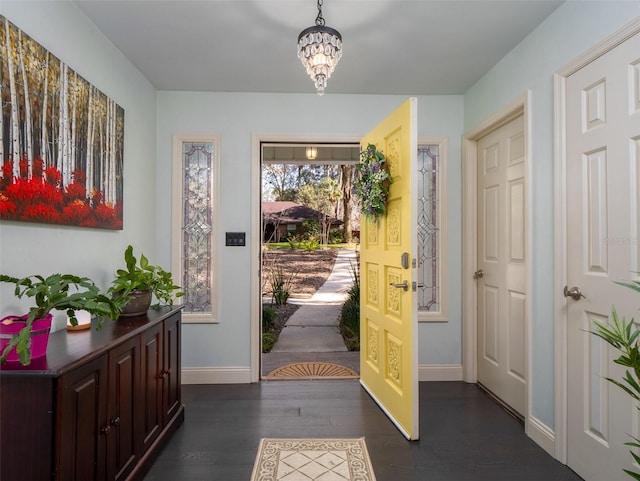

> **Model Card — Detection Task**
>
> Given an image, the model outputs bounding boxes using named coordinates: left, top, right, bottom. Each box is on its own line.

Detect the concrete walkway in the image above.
left=270, top=248, right=357, bottom=353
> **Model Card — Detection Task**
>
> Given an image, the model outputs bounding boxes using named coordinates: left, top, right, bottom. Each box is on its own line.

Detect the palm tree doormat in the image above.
left=250, top=438, right=377, bottom=481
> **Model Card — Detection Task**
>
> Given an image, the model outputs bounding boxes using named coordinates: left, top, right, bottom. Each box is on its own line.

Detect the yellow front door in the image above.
left=360, top=98, right=418, bottom=440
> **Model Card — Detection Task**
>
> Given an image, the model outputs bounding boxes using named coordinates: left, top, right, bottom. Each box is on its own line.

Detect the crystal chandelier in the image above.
left=297, top=0, right=342, bottom=96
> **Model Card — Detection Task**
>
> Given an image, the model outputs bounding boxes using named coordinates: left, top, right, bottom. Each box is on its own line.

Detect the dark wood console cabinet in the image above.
left=0, top=306, right=184, bottom=481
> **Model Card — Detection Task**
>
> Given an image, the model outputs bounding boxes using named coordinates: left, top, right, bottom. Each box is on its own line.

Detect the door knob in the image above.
left=474, top=269, right=484, bottom=280
left=564, top=285, right=585, bottom=301
left=389, top=280, right=409, bottom=291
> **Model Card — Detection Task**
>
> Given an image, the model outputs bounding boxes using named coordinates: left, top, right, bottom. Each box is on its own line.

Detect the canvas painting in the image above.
left=0, top=15, right=124, bottom=229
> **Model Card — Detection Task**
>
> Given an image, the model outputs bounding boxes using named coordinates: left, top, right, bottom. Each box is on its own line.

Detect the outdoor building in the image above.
left=262, top=201, right=342, bottom=242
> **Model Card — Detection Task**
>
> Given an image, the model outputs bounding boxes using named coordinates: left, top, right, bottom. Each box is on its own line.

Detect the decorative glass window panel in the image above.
left=417, top=143, right=447, bottom=321
left=172, top=135, right=219, bottom=323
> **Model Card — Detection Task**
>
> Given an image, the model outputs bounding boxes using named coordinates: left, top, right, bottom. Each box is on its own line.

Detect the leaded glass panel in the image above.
left=417, top=144, right=440, bottom=312
left=182, top=142, right=214, bottom=313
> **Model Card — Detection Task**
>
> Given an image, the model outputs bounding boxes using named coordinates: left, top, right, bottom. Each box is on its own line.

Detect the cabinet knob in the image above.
left=101, top=425, right=111, bottom=436
left=110, top=417, right=120, bottom=427
left=165, top=368, right=172, bottom=375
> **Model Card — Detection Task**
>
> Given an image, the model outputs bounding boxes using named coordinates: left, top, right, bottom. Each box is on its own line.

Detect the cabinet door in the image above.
left=163, top=313, right=181, bottom=423
left=140, top=322, right=163, bottom=453
left=108, top=336, right=140, bottom=481
left=57, top=354, right=108, bottom=481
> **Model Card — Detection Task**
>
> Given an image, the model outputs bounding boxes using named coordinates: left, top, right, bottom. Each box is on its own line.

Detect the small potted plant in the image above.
left=0, top=273, right=124, bottom=365
left=109, top=245, right=183, bottom=317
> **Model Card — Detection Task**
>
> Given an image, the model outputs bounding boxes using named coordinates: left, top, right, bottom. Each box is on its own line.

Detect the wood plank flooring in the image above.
left=144, top=381, right=582, bottom=481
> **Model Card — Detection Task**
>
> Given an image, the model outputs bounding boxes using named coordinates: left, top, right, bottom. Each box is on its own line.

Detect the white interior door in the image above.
left=566, top=31, right=640, bottom=481
left=476, top=114, right=527, bottom=416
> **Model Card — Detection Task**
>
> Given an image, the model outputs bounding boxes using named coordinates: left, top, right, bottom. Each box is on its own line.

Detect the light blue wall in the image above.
left=156, top=92, right=464, bottom=367
left=464, top=1, right=640, bottom=428
left=0, top=1, right=158, bottom=332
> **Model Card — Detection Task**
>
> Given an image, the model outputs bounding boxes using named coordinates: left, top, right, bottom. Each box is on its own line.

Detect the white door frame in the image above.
left=553, top=17, right=640, bottom=464
left=461, top=91, right=532, bottom=425
left=249, top=133, right=361, bottom=382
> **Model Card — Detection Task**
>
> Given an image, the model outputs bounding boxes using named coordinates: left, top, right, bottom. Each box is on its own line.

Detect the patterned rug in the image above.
left=250, top=438, right=377, bottom=481
left=264, top=362, right=358, bottom=380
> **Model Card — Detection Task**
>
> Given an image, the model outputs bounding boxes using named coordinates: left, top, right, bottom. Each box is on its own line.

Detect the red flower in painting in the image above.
left=62, top=201, right=92, bottom=224
left=44, top=166, right=61, bottom=187
left=0, top=195, right=17, bottom=219
left=22, top=204, right=61, bottom=224
left=2, top=160, right=12, bottom=179
left=79, top=215, right=98, bottom=228
left=65, top=182, right=86, bottom=201
left=94, top=203, right=117, bottom=226
left=4, top=178, right=64, bottom=209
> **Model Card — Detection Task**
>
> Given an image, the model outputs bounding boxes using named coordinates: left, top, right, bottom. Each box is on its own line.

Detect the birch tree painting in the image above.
left=0, top=16, right=124, bottom=229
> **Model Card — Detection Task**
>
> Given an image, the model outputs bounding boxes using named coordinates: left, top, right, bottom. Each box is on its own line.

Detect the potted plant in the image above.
left=109, top=245, right=183, bottom=316
left=590, top=277, right=640, bottom=479
left=0, top=273, right=123, bottom=365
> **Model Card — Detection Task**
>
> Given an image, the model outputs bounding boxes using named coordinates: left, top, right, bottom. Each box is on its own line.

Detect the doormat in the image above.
left=250, top=438, right=377, bottom=481
left=264, top=362, right=358, bottom=380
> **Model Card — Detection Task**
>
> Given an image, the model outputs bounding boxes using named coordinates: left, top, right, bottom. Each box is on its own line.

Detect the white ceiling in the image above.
left=74, top=0, right=564, bottom=96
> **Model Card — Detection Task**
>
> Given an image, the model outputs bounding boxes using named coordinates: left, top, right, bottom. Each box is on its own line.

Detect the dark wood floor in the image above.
left=144, top=381, right=582, bottom=481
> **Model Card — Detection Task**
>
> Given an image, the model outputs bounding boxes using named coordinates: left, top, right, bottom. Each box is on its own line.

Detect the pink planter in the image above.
left=0, top=313, right=53, bottom=362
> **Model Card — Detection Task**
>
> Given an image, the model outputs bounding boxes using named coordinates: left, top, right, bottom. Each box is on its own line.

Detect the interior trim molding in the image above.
left=527, top=415, right=556, bottom=458
left=418, top=364, right=463, bottom=381
left=553, top=15, right=640, bottom=465
left=181, top=367, right=251, bottom=385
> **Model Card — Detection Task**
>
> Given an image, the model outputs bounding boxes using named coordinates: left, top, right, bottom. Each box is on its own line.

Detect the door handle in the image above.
left=390, top=281, right=409, bottom=291
left=564, top=285, right=585, bottom=301
left=474, top=269, right=484, bottom=280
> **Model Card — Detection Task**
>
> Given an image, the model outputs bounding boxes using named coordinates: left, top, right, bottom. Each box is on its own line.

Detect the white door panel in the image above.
left=477, top=114, right=527, bottom=416
left=566, top=30, right=640, bottom=481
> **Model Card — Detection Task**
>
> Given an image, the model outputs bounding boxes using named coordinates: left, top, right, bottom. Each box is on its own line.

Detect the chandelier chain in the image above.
left=315, top=0, right=325, bottom=26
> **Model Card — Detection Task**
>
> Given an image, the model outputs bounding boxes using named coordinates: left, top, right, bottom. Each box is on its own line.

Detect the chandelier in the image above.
left=297, top=0, right=342, bottom=96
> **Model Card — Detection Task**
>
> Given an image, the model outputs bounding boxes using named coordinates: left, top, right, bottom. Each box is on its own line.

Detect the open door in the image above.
left=360, top=98, right=419, bottom=440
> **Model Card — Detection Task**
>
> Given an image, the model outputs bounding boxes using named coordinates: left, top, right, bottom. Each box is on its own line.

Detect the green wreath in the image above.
left=353, top=144, right=392, bottom=223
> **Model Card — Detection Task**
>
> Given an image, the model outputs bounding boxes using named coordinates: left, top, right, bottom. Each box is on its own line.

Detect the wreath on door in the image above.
left=353, top=144, right=392, bottom=223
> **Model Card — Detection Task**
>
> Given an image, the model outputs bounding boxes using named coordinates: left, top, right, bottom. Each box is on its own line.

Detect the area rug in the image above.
left=264, top=362, right=358, bottom=380
left=250, top=438, right=377, bottom=481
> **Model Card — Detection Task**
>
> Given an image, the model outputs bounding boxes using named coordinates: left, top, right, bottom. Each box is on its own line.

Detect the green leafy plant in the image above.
left=0, top=273, right=123, bottom=365
left=262, top=305, right=276, bottom=332
left=591, top=277, right=640, bottom=479
left=339, top=259, right=360, bottom=351
left=262, top=332, right=278, bottom=352
left=268, top=264, right=296, bottom=306
left=352, top=143, right=392, bottom=223
left=109, top=245, right=183, bottom=306
left=299, top=239, right=320, bottom=251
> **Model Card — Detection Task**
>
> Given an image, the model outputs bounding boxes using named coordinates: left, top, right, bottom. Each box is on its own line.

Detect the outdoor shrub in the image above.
left=300, top=219, right=320, bottom=239
left=268, top=264, right=296, bottom=305
left=340, top=259, right=360, bottom=350
left=262, top=332, right=278, bottom=352
left=299, top=239, right=320, bottom=251
left=262, top=305, right=276, bottom=331
left=329, top=228, right=345, bottom=244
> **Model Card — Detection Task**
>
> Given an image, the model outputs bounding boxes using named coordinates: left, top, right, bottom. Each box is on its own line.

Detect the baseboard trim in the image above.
left=526, top=415, right=556, bottom=457
left=418, top=364, right=463, bottom=381
left=181, top=366, right=251, bottom=384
